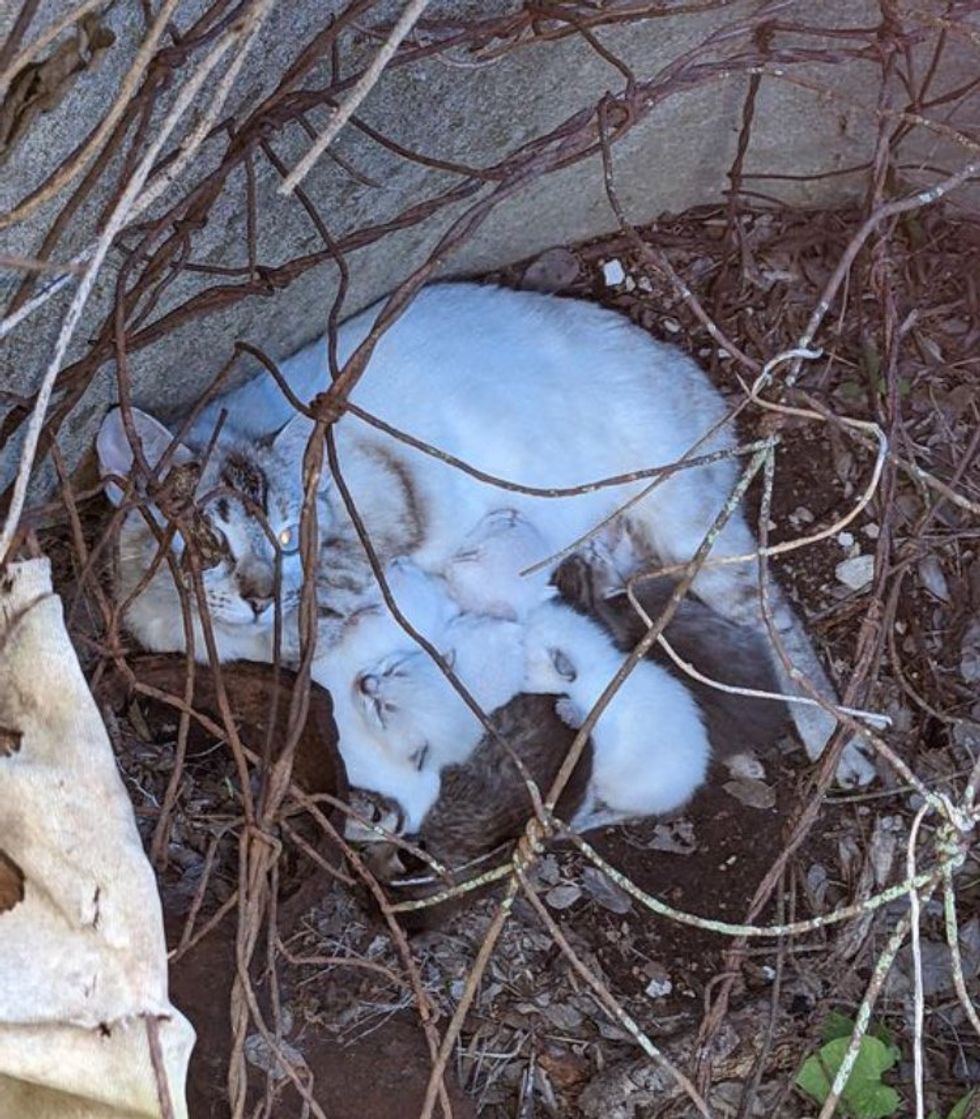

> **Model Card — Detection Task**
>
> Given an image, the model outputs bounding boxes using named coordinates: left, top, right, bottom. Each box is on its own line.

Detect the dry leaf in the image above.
left=545, top=884, right=582, bottom=910
left=581, top=867, right=633, bottom=914
left=723, top=778, right=776, bottom=810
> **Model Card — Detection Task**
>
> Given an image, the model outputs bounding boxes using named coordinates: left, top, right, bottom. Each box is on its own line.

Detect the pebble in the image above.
left=601, top=259, right=626, bottom=286
left=835, top=554, right=874, bottom=590
left=643, top=967, right=672, bottom=1000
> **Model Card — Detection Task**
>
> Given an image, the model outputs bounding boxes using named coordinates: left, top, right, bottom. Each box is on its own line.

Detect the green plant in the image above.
left=796, top=1024, right=901, bottom=1119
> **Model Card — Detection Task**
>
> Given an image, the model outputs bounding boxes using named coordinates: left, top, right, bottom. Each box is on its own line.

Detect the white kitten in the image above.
left=348, top=611, right=525, bottom=775
left=523, top=599, right=711, bottom=830
left=445, top=508, right=555, bottom=620
left=312, top=606, right=442, bottom=831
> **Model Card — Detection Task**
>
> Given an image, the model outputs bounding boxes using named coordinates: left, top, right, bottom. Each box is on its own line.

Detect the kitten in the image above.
left=349, top=609, right=526, bottom=775
left=102, top=283, right=874, bottom=786
left=523, top=599, right=712, bottom=831
left=552, top=550, right=793, bottom=763
left=445, top=508, right=556, bottom=620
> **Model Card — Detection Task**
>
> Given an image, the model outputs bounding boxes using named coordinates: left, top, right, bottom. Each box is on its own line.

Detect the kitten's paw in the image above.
left=834, top=736, right=877, bottom=789
left=725, top=750, right=766, bottom=781
left=554, top=695, right=585, bottom=729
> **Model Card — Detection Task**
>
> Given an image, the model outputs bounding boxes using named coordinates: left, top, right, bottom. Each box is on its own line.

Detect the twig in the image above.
left=279, top=0, right=433, bottom=196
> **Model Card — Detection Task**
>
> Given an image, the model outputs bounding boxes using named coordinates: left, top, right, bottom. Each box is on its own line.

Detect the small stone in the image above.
left=790, top=505, right=815, bottom=525
left=835, top=554, right=874, bottom=590
left=601, top=259, right=626, bottom=286
left=837, top=531, right=854, bottom=547
left=522, top=247, right=580, bottom=293
left=662, top=317, right=681, bottom=333
left=863, top=523, right=880, bottom=539
left=643, top=965, right=672, bottom=1000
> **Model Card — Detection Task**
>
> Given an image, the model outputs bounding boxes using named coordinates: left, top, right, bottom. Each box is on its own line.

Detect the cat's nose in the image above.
left=246, top=595, right=273, bottom=619
left=357, top=673, right=379, bottom=696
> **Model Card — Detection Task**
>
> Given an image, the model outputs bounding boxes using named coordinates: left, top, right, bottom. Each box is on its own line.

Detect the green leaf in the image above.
left=948, top=1090, right=979, bottom=1119
left=796, top=1035, right=900, bottom=1119
left=822, top=1011, right=856, bottom=1043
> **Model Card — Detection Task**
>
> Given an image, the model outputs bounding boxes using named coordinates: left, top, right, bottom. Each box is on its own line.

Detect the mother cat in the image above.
left=97, top=282, right=874, bottom=785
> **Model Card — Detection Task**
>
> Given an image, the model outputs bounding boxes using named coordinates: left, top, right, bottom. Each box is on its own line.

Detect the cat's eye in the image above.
left=277, top=525, right=300, bottom=554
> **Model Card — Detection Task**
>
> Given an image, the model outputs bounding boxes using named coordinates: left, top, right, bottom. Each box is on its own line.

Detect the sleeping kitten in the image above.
left=349, top=609, right=526, bottom=774
left=100, top=283, right=874, bottom=786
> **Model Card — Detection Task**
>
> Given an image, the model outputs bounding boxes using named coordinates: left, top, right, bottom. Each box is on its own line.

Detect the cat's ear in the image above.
left=272, top=414, right=331, bottom=491
left=96, top=407, right=193, bottom=506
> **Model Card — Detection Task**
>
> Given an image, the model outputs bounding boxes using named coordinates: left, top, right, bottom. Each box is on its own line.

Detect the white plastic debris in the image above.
left=0, top=559, right=194, bottom=1118
left=835, top=554, right=875, bottom=590
left=601, top=258, right=626, bottom=286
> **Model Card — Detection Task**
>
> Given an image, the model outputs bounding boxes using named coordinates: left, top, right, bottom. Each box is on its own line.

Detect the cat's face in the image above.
left=98, top=407, right=316, bottom=635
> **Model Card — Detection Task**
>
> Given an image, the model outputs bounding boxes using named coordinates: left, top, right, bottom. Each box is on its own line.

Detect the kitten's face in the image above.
left=353, top=648, right=472, bottom=770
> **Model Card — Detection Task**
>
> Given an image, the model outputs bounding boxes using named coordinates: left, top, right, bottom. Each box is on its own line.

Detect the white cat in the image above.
left=523, top=598, right=711, bottom=830
left=99, top=283, right=874, bottom=786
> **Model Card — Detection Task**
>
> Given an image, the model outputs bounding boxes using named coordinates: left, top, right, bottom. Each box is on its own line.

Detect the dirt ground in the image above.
left=52, top=202, right=980, bottom=1118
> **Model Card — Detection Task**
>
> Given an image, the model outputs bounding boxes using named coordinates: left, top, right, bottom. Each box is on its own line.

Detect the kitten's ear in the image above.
left=272, top=414, right=330, bottom=491
left=96, top=407, right=193, bottom=506
left=550, top=647, right=578, bottom=683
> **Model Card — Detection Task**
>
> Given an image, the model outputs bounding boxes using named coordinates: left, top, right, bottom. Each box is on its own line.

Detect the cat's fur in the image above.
left=523, top=598, right=712, bottom=830
left=99, top=283, right=874, bottom=786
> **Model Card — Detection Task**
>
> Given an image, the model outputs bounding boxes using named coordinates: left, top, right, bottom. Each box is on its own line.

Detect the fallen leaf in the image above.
left=723, top=778, right=776, bottom=810
left=581, top=866, right=632, bottom=914
left=644, top=820, right=697, bottom=855
left=960, top=618, right=980, bottom=684
left=918, top=554, right=951, bottom=602
left=545, top=884, right=582, bottom=910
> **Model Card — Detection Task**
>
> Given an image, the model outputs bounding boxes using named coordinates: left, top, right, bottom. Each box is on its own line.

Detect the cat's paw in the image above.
left=834, top=735, right=877, bottom=788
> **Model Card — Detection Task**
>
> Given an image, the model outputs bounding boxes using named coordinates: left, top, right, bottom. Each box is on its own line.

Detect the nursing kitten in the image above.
left=99, top=282, right=874, bottom=786
left=523, top=598, right=712, bottom=830
left=387, top=694, right=594, bottom=930
left=552, top=551, right=793, bottom=762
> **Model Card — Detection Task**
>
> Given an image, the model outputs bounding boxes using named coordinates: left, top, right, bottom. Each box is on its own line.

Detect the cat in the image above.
left=98, top=282, right=874, bottom=786
left=523, top=598, right=712, bottom=830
